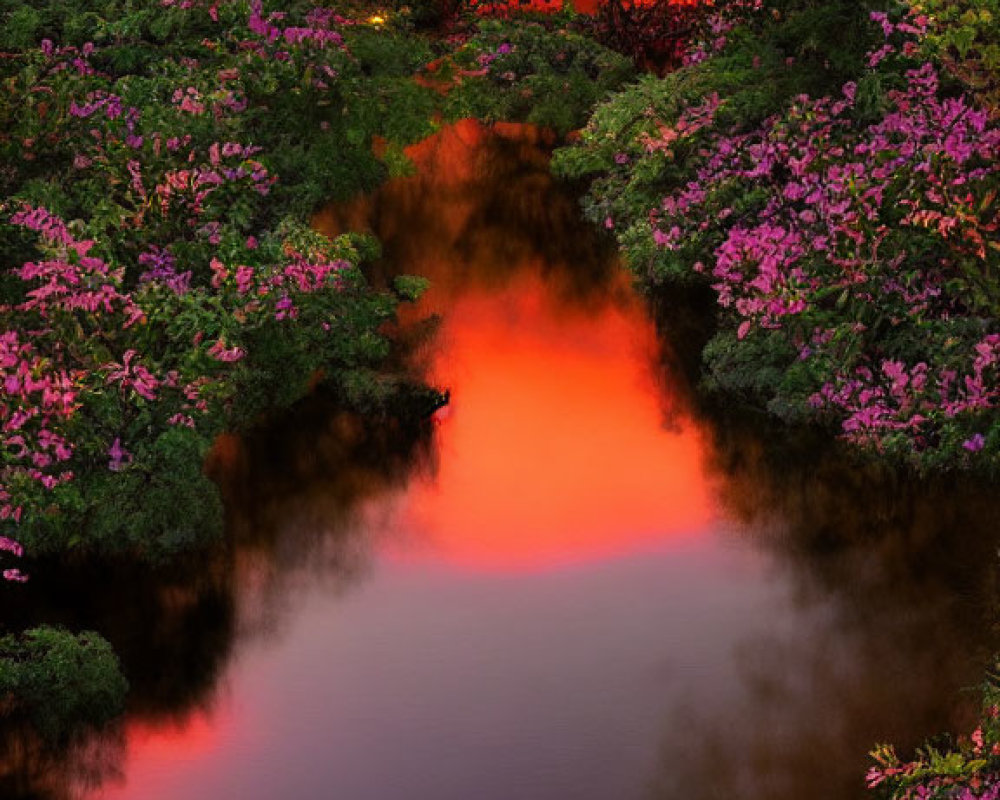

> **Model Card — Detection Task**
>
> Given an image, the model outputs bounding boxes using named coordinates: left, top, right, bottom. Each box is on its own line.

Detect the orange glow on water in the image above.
left=396, top=270, right=712, bottom=571
left=95, top=711, right=231, bottom=800
left=319, top=119, right=714, bottom=572
left=125, top=712, right=223, bottom=761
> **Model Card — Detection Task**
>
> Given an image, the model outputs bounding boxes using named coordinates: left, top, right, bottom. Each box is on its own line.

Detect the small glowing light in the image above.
left=368, top=14, right=386, bottom=24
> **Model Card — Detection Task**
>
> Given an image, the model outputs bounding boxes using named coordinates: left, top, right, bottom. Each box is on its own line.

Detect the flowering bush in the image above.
left=867, top=666, right=1000, bottom=798
left=910, top=0, right=1000, bottom=113
left=437, top=17, right=634, bottom=136
left=556, top=0, right=1000, bottom=471
left=0, top=1, right=439, bottom=564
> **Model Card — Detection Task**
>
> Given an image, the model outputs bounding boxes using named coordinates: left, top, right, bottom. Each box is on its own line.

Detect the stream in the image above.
left=3, top=120, right=1000, bottom=800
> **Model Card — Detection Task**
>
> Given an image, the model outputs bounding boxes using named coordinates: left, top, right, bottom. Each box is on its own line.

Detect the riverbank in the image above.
left=2, top=0, right=999, bottom=795
left=554, top=0, right=1000, bottom=476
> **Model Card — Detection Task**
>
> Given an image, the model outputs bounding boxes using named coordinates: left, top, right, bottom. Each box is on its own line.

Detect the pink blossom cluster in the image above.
left=682, top=1, right=761, bottom=66
left=37, top=39, right=96, bottom=76
left=0, top=326, right=79, bottom=580
left=4, top=202, right=357, bottom=550
left=867, top=713, right=1000, bottom=798
left=641, top=92, right=721, bottom=156
left=810, top=334, right=1000, bottom=448
left=0, top=0, right=384, bottom=571
left=0, top=329, right=78, bottom=497
left=69, top=91, right=124, bottom=120
left=152, top=152, right=275, bottom=220
left=105, top=349, right=161, bottom=402
left=247, top=0, right=344, bottom=50
left=648, top=13, right=1000, bottom=456
left=210, top=249, right=349, bottom=323
left=11, top=218, right=145, bottom=327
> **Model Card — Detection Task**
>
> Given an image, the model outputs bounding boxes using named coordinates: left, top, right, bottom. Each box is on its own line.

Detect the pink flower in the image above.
left=0, top=536, right=24, bottom=557
left=107, top=437, right=133, bottom=471
left=207, top=338, right=246, bottom=362
left=963, top=433, right=985, bottom=452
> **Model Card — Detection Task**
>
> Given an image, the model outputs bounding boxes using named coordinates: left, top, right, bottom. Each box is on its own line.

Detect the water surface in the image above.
left=2, top=120, right=998, bottom=800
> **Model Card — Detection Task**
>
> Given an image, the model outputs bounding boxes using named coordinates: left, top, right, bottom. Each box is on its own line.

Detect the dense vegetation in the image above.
left=2, top=0, right=999, bottom=792
left=0, top=626, right=127, bottom=744
left=555, top=0, right=1000, bottom=474
left=0, top=0, right=454, bottom=569
left=438, top=17, right=633, bottom=135
left=866, top=660, right=1000, bottom=798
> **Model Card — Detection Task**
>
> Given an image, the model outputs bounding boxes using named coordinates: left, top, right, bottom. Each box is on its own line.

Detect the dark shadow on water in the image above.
left=207, top=393, right=436, bottom=641
left=0, top=394, right=434, bottom=799
left=630, top=227, right=1000, bottom=799
left=0, top=119, right=612, bottom=800
left=324, top=122, right=1000, bottom=800
left=0, top=720, right=126, bottom=800
left=317, top=120, right=624, bottom=310
left=649, top=407, right=1000, bottom=800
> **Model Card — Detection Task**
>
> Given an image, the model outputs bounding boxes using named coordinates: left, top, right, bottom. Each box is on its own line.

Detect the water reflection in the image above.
left=0, top=722, right=125, bottom=800
left=0, top=551, right=231, bottom=799
left=649, top=412, right=1000, bottom=800
left=395, top=270, right=711, bottom=570
left=209, top=396, right=435, bottom=638
left=0, top=401, right=433, bottom=799
left=315, top=119, right=621, bottom=308
left=2, top=120, right=999, bottom=800
left=319, top=119, right=711, bottom=570
left=331, top=121, right=1000, bottom=798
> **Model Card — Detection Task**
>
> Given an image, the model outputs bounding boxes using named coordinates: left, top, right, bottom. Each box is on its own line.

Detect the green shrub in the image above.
left=0, top=626, right=128, bottom=744
left=443, top=18, right=635, bottom=136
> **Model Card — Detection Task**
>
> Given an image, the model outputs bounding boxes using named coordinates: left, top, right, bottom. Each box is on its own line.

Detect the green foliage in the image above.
left=0, top=0, right=444, bottom=562
left=700, top=329, right=808, bottom=419
left=555, top=0, right=1000, bottom=472
left=393, top=275, right=430, bottom=302
left=248, top=25, right=438, bottom=212
left=867, top=657, right=1000, bottom=797
left=913, top=0, right=1000, bottom=110
left=0, top=626, right=128, bottom=744
left=553, top=0, right=885, bottom=245
left=0, top=0, right=235, bottom=63
left=12, top=427, right=223, bottom=560
left=443, top=18, right=635, bottom=136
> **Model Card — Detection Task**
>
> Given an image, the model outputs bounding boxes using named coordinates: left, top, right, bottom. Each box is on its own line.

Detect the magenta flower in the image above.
left=207, top=339, right=246, bottom=362
left=107, top=438, right=133, bottom=471
left=106, top=350, right=160, bottom=401
left=0, top=536, right=24, bottom=557
left=963, top=434, right=986, bottom=453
